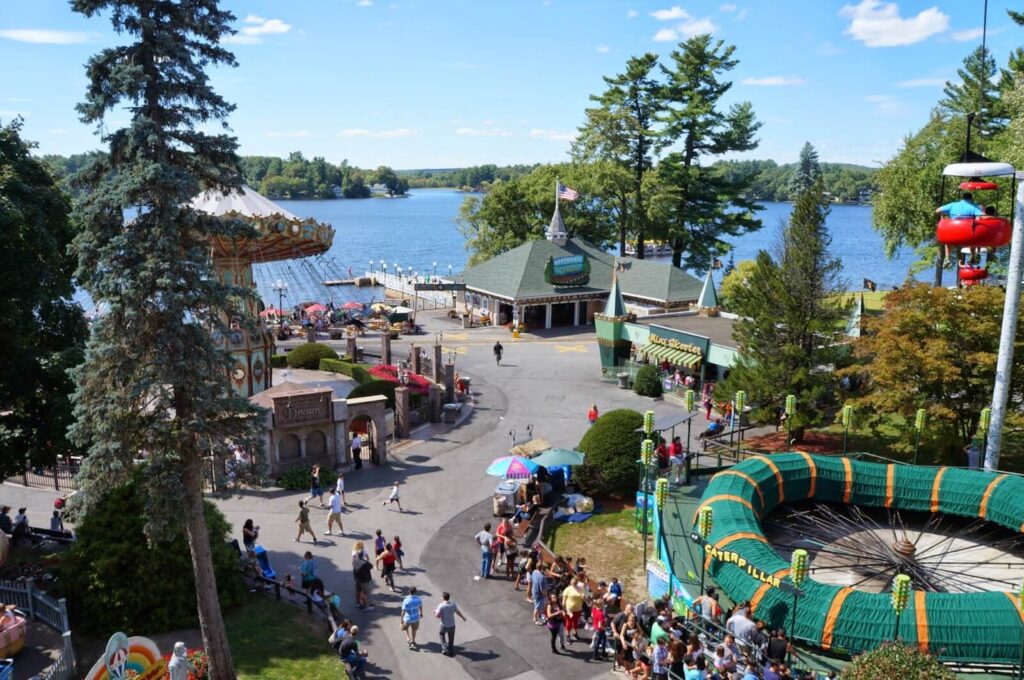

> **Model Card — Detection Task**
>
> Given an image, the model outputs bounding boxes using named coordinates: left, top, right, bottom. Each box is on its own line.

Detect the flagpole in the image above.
left=555, top=178, right=560, bottom=211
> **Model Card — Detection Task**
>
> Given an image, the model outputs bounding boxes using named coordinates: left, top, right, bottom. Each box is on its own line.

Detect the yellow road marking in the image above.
left=444, top=333, right=469, bottom=340
left=442, top=346, right=468, bottom=355
left=554, top=344, right=588, bottom=353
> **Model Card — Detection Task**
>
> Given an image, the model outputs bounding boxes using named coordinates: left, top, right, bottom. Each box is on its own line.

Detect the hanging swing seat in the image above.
left=958, top=265, right=989, bottom=282
left=936, top=215, right=1011, bottom=247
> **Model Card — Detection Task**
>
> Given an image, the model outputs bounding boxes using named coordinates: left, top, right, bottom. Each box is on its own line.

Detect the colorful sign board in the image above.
left=545, top=254, right=590, bottom=286
left=690, top=533, right=803, bottom=596
left=84, top=633, right=166, bottom=680
left=650, top=334, right=703, bottom=356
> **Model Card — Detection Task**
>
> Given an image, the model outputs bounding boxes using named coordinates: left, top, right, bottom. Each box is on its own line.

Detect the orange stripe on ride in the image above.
left=884, top=464, right=895, bottom=508
left=703, top=532, right=769, bottom=571
left=821, top=588, right=853, bottom=651
left=754, top=455, right=785, bottom=504
left=796, top=451, right=817, bottom=498
left=751, top=567, right=791, bottom=613
left=914, top=591, right=928, bottom=654
left=979, top=474, right=1008, bottom=519
left=1004, top=592, right=1024, bottom=623
left=842, top=458, right=853, bottom=503
left=713, top=470, right=766, bottom=512
left=931, top=467, right=948, bottom=513
left=691, top=494, right=758, bottom=526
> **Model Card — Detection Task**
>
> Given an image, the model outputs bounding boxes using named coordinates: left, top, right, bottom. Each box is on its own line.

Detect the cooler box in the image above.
left=493, top=479, right=521, bottom=516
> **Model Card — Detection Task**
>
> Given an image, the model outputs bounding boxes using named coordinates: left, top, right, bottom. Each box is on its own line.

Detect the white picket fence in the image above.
left=372, top=271, right=455, bottom=308
left=0, top=579, right=76, bottom=679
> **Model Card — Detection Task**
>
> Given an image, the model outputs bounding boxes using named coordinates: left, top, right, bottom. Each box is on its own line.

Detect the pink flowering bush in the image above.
left=368, top=365, right=431, bottom=395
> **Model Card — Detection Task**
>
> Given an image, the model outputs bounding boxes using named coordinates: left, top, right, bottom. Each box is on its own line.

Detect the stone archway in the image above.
left=345, top=394, right=389, bottom=467
left=306, top=430, right=327, bottom=458
left=279, top=433, right=301, bottom=461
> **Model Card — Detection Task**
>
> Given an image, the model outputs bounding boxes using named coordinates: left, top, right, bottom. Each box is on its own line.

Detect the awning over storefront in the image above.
left=639, top=342, right=701, bottom=368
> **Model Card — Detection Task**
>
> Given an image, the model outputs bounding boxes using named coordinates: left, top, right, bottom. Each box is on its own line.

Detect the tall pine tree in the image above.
left=574, top=53, right=662, bottom=258
left=719, top=179, right=847, bottom=438
left=789, top=142, right=821, bottom=196
left=68, top=2, right=261, bottom=677
left=941, top=45, right=1004, bottom=137
left=653, top=35, right=762, bottom=271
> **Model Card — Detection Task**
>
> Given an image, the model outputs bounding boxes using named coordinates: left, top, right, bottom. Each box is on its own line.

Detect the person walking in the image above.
left=492, top=341, right=503, bottom=366
left=587, top=404, right=599, bottom=426
left=435, top=591, right=467, bottom=656
left=376, top=543, right=399, bottom=592
left=670, top=436, right=685, bottom=486
left=299, top=551, right=318, bottom=591
left=306, top=464, right=325, bottom=508
left=382, top=480, right=403, bottom=511
left=351, top=432, right=363, bottom=470
left=242, top=518, right=259, bottom=552
left=351, top=541, right=375, bottom=611
left=335, top=471, right=347, bottom=505
left=400, top=586, right=424, bottom=650
left=545, top=592, right=567, bottom=653
left=530, top=563, right=547, bottom=625
left=562, top=580, right=586, bottom=642
left=325, top=489, right=345, bottom=536
left=294, top=501, right=317, bottom=544
left=473, top=522, right=493, bottom=580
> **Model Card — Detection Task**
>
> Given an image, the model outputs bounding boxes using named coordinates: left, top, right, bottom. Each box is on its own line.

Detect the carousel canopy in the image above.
left=942, top=162, right=1016, bottom=178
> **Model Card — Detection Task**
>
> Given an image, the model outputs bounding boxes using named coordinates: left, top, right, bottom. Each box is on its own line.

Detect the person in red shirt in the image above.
left=655, top=439, right=669, bottom=470
left=587, top=404, right=599, bottom=426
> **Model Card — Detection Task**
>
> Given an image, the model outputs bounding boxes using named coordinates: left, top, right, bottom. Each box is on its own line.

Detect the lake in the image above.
left=257, top=189, right=922, bottom=307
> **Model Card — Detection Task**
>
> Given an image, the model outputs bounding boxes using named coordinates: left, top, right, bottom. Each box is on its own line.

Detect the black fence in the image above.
left=10, top=457, right=81, bottom=492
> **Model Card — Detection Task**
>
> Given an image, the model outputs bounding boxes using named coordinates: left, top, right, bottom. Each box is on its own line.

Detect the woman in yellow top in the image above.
left=561, top=580, right=586, bottom=642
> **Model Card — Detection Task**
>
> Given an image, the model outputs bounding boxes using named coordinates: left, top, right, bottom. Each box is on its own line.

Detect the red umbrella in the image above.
left=305, top=303, right=328, bottom=315
left=259, top=307, right=287, bottom=317
left=341, top=301, right=363, bottom=311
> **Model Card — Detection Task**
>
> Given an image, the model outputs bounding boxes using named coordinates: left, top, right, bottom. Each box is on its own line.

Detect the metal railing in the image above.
left=8, top=457, right=81, bottom=492
left=372, top=272, right=454, bottom=308
left=0, top=579, right=76, bottom=680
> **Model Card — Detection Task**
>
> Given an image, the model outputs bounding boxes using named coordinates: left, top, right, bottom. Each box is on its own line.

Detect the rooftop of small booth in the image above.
left=635, top=411, right=697, bottom=433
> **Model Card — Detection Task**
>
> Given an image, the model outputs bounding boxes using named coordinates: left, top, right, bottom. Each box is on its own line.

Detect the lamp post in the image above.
left=684, top=389, right=696, bottom=483
left=655, top=477, right=668, bottom=566
left=785, top=394, right=797, bottom=448
left=433, top=261, right=437, bottom=276
left=697, top=506, right=713, bottom=595
left=891, top=573, right=911, bottom=641
left=913, top=408, right=926, bottom=465
left=841, top=405, right=854, bottom=455
left=789, top=549, right=809, bottom=666
left=979, top=407, right=992, bottom=467
left=734, top=390, right=746, bottom=457
left=272, top=279, right=288, bottom=320
left=448, top=264, right=453, bottom=278
left=641, top=437, right=655, bottom=566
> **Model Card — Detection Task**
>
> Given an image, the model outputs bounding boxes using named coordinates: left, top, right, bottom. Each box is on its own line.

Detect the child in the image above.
left=374, top=529, right=386, bottom=556
left=393, top=535, right=404, bottom=569
left=591, top=603, right=608, bottom=661
left=514, top=549, right=530, bottom=591
left=282, top=574, right=295, bottom=599
left=504, top=537, right=518, bottom=581
left=382, top=481, right=403, bottom=512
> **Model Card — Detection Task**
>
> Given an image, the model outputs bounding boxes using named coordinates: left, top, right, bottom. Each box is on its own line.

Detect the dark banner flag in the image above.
left=863, top=278, right=877, bottom=292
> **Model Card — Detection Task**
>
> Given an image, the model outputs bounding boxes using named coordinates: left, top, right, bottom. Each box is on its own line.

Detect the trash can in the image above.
left=617, top=372, right=630, bottom=389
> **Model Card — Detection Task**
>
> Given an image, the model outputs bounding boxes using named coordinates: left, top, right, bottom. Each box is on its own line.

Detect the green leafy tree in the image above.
left=575, top=409, right=644, bottom=497
left=59, top=473, right=244, bottom=635
left=653, top=35, right=762, bottom=271
left=68, top=2, right=263, bottom=677
left=789, top=142, right=821, bottom=196
left=718, top=180, right=847, bottom=439
left=0, top=120, right=87, bottom=477
left=574, top=53, right=662, bottom=258
left=718, top=258, right=758, bottom=311
left=633, top=365, right=663, bottom=398
left=844, top=642, right=956, bottom=680
left=841, top=284, right=1024, bottom=463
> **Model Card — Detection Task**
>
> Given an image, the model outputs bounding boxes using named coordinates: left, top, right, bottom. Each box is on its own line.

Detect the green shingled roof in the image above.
left=462, top=238, right=703, bottom=305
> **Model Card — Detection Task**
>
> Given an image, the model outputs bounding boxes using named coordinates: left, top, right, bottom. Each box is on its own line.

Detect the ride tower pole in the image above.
left=985, top=178, right=1024, bottom=469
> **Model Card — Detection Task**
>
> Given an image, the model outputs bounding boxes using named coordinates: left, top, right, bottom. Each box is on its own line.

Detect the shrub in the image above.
left=319, top=358, right=372, bottom=385
left=276, top=464, right=338, bottom=491
left=286, top=342, right=338, bottom=369
left=59, top=474, right=244, bottom=635
left=270, top=354, right=288, bottom=368
left=634, top=364, right=663, bottom=398
left=844, top=642, right=956, bottom=680
left=368, top=364, right=431, bottom=395
left=346, top=379, right=397, bottom=410
left=575, top=409, right=645, bottom=497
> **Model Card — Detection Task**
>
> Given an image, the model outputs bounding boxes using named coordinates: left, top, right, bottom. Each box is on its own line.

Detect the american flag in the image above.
left=557, top=183, right=580, bottom=201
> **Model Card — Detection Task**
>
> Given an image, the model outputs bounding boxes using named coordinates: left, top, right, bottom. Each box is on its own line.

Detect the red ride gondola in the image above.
left=936, top=215, right=1012, bottom=248
left=958, top=265, right=989, bottom=282
left=960, top=180, right=1000, bottom=191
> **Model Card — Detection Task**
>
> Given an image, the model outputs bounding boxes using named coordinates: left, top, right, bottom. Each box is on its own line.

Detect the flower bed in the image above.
left=368, top=365, right=430, bottom=395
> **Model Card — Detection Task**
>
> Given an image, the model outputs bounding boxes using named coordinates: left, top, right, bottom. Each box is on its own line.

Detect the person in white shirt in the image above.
left=473, top=523, right=493, bottom=580
left=382, top=481, right=403, bottom=512
left=335, top=472, right=347, bottom=505
left=351, top=433, right=363, bottom=469
left=325, top=489, right=344, bottom=536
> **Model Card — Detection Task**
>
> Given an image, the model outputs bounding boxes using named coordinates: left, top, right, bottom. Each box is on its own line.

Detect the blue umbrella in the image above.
left=532, top=448, right=586, bottom=468
left=486, top=456, right=540, bottom=479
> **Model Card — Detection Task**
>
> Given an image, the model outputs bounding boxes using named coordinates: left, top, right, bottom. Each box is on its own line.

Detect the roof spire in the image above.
left=603, top=265, right=627, bottom=317
left=546, top=179, right=568, bottom=246
left=697, top=269, right=719, bottom=309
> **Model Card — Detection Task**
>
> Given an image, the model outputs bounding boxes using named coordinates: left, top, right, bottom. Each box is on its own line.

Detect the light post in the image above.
left=841, top=405, right=854, bottom=455
left=433, top=261, right=437, bottom=276
left=697, top=506, right=713, bottom=595
left=448, top=264, right=453, bottom=278
left=979, top=407, right=992, bottom=467
left=272, top=279, right=288, bottom=320
left=733, top=390, right=746, bottom=457
left=789, top=549, right=809, bottom=666
left=640, top=437, right=654, bottom=566
left=913, top=408, right=926, bottom=465
left=684, top=389, right=696, bottom=483
left=891, top=574, right=911, bottom=641
left=785, top=394, right=797, bottom=449
left=369, top=260, right=374, bottom=275
left=655, top=477, right=668, bottom=566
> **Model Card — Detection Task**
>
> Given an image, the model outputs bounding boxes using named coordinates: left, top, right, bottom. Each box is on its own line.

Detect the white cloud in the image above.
left=0, top=29, right=94, bottom=44
left=654, top=17, right=719, bottom=41
left=596, top=45, right=610, bottom=53
left=720, top=3, right=737, bottom=12
left=864, top=94, right=909, bottom=117
left=653, top=28, right=680, bottom=42
left=627, top=9, right=639, bottom=18
left=48, top=128, right=67, bottom=135
left=651, top=6, right=689, bottom=21
left=950, top=27, right=984, bottom=42
left=267, top=130, right=311, bottom=138
left=358, top=0, right=373, bottom=6
left=530, top=129, right=577, bottom=141
left=840, top=1, right=949, bottom=48
left=896, top=76, right=945, bottom=87
left=736, top=8, right=748, bottom=20
left=455, top=127, right=512, bottom=137
left=226, top=16, right=292, bottom=44
left=0, top=110, right=27, bottom=118
left=338, top=128, right=416, bottom=138
left=741, top=75, right=805, bottom=86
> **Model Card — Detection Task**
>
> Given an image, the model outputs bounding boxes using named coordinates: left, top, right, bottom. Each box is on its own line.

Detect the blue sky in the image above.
left=1, top=1, right=1020, bottom=169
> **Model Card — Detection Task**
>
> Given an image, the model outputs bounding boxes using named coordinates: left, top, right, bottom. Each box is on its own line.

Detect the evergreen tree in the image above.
left=789, top=142, right=821, bottom=196
left=653, top=35, right=762, bottom=271
left=940, top=46, right=1004, bottom=137
left=722, top=252, right=736, bottom=277
left=574, top=53, right=662, bottom=258
left=68, top=2, right=262, bottom=678
left=719, top=180, right=847, bottom=438
left=0, top=120, right=87, bottom=477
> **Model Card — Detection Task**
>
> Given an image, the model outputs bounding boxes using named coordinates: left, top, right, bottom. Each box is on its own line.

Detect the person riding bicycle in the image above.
left=493, top=341, right=503, bottom=366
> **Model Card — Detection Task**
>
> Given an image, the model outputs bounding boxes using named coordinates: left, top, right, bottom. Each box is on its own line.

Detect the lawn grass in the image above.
left=833, top=290, right=889, bottom=313
left=546, top=505, right=647, bottom=606
left=226, top=597, right=344, bottom=680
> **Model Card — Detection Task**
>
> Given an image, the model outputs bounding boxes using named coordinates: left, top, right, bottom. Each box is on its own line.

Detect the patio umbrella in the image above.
left=305, top=303, right=328, bottom=315
left=486, top=456, right=540, bottom=479
left=259, top=307, right=287, bottom=317
left=532, top=448, right=586, bottom=469
left=341, top=301, right=364, bottom=311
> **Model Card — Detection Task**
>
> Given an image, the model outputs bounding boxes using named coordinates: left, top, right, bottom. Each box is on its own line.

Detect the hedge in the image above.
left=319, top=358, right=373, bottom=385
left=277, top=464, right=339, bottom=491
left=634, top=364, right=663, bottom=398
left=286, top=342, right=338, bottom=369
left=575, top=409, right=645, bottom=497
left=270, top=354, right=288, bottom=368
left=346, top=380, right=396, bottom=410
